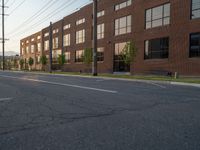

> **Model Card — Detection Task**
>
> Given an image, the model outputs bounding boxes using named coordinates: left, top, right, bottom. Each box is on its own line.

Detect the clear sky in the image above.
left=0, top=0, right=91, bottom=55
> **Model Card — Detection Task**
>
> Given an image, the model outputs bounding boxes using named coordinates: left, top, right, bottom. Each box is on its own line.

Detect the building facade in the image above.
left=20, top=0, right=200, bottom=75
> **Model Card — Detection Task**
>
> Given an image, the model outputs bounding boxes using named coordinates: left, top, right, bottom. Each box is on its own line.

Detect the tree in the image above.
left=40, top=55, right=48, bottom=71
left=19, top=59, right=24, bottom=70
left=28, top=57, right=34, bottom=70
left=120, top=41, right=137, bottom=65
left=83, top=48, right=93, bottom=65
left=58, top=54, right=65, bottom=66
left=40, top=55, right=48, bottom=66
left=13, top=58, right=18, bottom=69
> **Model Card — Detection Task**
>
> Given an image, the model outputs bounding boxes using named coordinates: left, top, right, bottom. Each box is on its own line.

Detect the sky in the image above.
left=0, top=0, right=91, bottom=55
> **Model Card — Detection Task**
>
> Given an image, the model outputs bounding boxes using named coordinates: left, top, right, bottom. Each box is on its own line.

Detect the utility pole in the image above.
left=1, top=0, right=8, bottom=71
left=92, top=0, right=98, bottom=76
left=49, top=22, right=53, bottom=73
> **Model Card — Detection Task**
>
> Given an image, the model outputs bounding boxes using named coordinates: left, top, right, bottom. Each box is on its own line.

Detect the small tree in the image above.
left=83, top=48, right=93, bottom=65
left=13, top=58, right=18, bottom=69
left=28, top=57, right=34, bottom=70
left=19, top=59, right=24, bottom=70
left=121, top=41, right=137, bottom=65
left=40, top=55, right=48, bottom=71
left=58, top=54, right=65, bottom=66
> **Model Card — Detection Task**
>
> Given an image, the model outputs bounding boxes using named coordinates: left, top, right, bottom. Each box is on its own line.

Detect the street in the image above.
left=0, top=71, right=200, bottom=150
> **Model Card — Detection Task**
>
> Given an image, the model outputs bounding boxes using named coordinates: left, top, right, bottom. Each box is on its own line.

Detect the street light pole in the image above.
left=92, top=0, right=98, bottom=76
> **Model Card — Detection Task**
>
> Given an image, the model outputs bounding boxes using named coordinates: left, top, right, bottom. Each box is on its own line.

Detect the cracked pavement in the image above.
left=0, top=71, right=200, bottom=150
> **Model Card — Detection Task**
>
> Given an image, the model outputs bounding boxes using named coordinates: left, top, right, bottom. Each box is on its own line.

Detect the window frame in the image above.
left=145, top=3, right=171, bottom=29
left=144, top=37, right=169, bottom=60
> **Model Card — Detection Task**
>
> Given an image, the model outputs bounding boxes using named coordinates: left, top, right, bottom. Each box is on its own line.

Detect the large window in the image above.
left=37, top=43, right=41, bottom=52
left=76, top=29, right=85, bottom=44
left=44, top=40, right=49, bottom=51
left=190, top=33, right=200, bottom=57
left=76, top=18, right=85, bottom=25
left=97, top=47, right=104, bottom=62
left=191, top=0, right=200, bottom=19
left=97, top=10, right=105, bottom=17
left=53, top=37, right=58, bottom=49
left=26, top=46, right=29, bottom=54
left=97, top=23, right=105, bottom=39
left=75, top=50, right=84, bottom=63
left=65, top=52, right=70, bottom=63
left=31, top=45, right=35, bottom=53
left=115, top=0, right=132, bottom=11
left=145, top=37, right=169, bottom=59
left=52, top=50, right=61, bottom=63
left=115, top=15, right=131, bottom=36
left=64, top=34, right=70, bottom=46
left=145, top=3, right=170, bottom=29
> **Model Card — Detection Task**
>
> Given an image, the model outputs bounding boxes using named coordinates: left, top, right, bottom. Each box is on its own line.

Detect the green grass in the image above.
left=27, top=70, right=200, bottom=84
left=47, top=71, right=200, bottom=84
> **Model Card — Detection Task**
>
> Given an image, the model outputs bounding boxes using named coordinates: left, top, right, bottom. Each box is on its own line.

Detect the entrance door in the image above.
left=114, top=42, right=130, bottom=72
left=113, top=55, right=130, bottom=72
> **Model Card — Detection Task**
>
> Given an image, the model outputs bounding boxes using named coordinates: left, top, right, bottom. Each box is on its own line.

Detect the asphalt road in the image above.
left=0, top=71, right=200, bottom=150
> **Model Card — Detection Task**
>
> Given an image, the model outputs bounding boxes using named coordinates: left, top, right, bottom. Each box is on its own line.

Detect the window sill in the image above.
left=144, top=58, right=169, bottom=62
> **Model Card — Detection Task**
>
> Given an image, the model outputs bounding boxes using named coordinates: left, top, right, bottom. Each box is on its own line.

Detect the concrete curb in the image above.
left=1, top=70, right=200, bottom=88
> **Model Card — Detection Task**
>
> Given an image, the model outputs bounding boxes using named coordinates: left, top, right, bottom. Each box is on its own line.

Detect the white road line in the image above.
left=0, top=98, right=13, bottom=102
left=0, top=75, right=118, bottom=94
left=144, top=81, right=167, bottom=89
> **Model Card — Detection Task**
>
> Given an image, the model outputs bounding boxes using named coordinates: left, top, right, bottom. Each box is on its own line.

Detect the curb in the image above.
left=1, top=70, right=200, bottom=88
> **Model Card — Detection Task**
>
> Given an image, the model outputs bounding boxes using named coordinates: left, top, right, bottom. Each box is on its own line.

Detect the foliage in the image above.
left=58, top=54, right=65, bottom=66
left=120, top=41, right=137, bottom=65
left=40, top=55, right=48, bottom=66
left=19, top=59, right=24, bottom=69
left=28, top=57, right=34, bottom=67
left=83, top=48, right=93, bottom=65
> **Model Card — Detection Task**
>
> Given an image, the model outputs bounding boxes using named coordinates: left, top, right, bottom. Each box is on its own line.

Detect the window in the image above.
left=31, top=38, right=35, bottom=42
left=44, top=40, right=49, bottom=51
left=53, top=37, right=58, bottom=49
left=44, top=32, right=49, bottom=37
left=21, top=48, right=24, bottom=55
left=97, top=10, right=105, bottom=17
left=146, top=3, right=170, bottom=29
left=76, top=29, right=85, bottom=44
left=37, top=43, right=41, bottom=52
left=37, top=56, right=41, bottom=64
left=145, top=37, right=169, bottom=59
left=26, top=40, right=29, bottom=44
left=21, top=42, right=24, bottom=46
left=63, top=24, right=71, bottom=30
left=65, top=52, right=70, bottom=63
left=191, top=0, right=200, bottom=19
left=75, top=50, right=84, bottom=62
left=37, top=36, right=41, bottom=40
left=53, top=29, right=59, bottom=34
left=26, top=46, right=29, bottom=53
left=97, top=23, right=105, bottom=39
left=97, top=47, right=104, bottom=61
left=52, top=50, right=62, bottom=63
left=76, top=18, right=85, bottom=25
left=63, top=34, right=70, bottom=46
left=115, top=0, right=132, bottom=11
left=115, top=42, right=127, bottom=56
left=31, top=45, right=35, bottom=53
left=190, top=33, right=200, bottom=57
left=115, top=15, right=131, bottom=36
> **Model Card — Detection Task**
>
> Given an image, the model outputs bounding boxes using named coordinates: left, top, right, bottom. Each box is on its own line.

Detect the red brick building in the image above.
left=20, top=0, right=200, bottom=75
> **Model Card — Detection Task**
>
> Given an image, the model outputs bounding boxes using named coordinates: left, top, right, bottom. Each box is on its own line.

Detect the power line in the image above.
left=7, top=0, right=62, bottom=35
left=8, top=0, right=26, bottom=16
left=9, top=0, right=81, bottom=37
